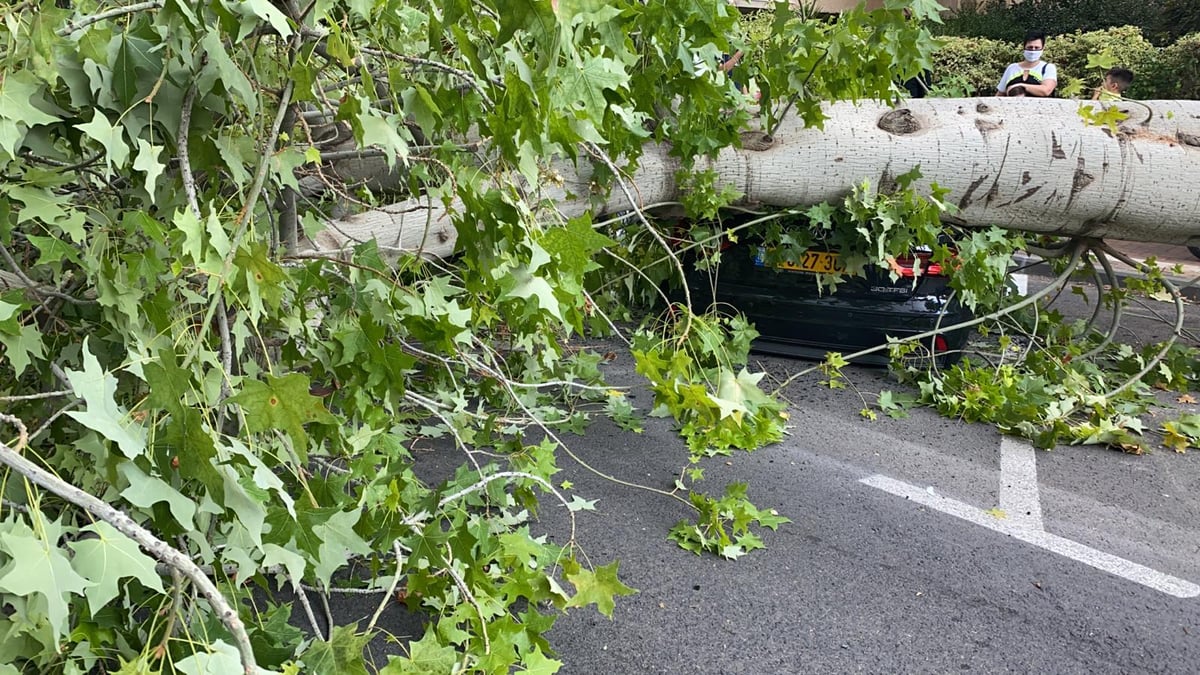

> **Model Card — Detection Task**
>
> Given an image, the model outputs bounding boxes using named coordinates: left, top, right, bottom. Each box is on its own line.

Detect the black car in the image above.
left=684, top=238, right=974, bottom=366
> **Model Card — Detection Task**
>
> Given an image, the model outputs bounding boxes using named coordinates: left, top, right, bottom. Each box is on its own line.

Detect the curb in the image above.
left=1011, top=254, right=1200, bottom=302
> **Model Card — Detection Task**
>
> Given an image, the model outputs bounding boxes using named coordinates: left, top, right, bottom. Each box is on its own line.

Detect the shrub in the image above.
left=930, top=35, right=1013, bottom=96
left=1047, top=26, right=1159, bottom=98
left=927, top=26, right=1196, bottom=100
left=939, top=0, right=1167, bottom=44
left=1155, top=0, right=1200, bottom=44
left=1141, top=32, right=1200, bottom=99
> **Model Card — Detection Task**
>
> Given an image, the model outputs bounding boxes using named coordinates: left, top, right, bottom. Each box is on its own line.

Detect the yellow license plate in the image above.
left=772, top=250, right=843, bottom=274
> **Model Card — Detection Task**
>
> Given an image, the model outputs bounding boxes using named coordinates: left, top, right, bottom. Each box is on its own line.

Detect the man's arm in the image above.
left=1022, top=79, right=1057, bottom=97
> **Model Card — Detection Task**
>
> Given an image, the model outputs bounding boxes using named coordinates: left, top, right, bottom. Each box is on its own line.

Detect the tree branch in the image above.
left=57, top=0, right=165, bottom=36
left=0, top=433, right=261, bottom=674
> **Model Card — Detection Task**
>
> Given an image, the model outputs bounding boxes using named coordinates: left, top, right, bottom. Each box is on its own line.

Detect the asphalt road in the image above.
left=351, top=273, right=1200, bottom=673
left=537, top=276, right=1200, bottom=674
left=542, top=357, right=1200, bottom=673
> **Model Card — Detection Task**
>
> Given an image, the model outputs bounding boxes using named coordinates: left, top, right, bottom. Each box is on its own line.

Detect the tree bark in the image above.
left=309, top=98, right=1200, bottom=259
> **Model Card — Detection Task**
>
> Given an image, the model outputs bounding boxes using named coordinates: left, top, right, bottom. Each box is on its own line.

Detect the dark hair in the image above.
left=1107, top=68, right=1134, bottom=87
left=1024, top=30, right=1047, bottom=46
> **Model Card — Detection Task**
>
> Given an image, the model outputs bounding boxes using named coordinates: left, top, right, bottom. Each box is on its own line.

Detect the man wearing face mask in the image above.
left=997, top=30, right=1058, bottom=98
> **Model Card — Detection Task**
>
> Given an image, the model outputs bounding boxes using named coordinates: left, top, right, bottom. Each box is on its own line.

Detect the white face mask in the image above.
left=1024, top=49, right=1043, bottom=62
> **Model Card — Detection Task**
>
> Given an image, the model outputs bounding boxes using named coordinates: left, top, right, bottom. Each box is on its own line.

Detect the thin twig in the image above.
left=0, top=389, right=73, bottom=402
left=294, top=580, right=326, bottom=641
left=366, top=540, right=407, bottom=633
left=359, top=48, right=496, bottom=107
left=444, top=542, right=490, bottom=653
left=0, top=242, right=92, bottom=304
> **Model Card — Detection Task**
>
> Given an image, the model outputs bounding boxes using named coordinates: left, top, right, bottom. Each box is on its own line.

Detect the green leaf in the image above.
left=226, top=373, right=337, bottom=457
left=0, top=523, right=91, bottom=641
left=540, top=216, right=617, bottom=277
left=228, top=0, right=293, bottom=38
left=110, top=35, right=160, bottom=108
left=357, top=106, right=410, bottom=168
left=65, top=340, right=148, bottom=458
left=0, top=70, right=58, bottom=127
left=562, top=559, right=636, bottom=618
left=75, top=112, right=130, bottom=169
left=173, top=640, right=243, bottom=675
left=557, top=54, right=628, bottom=119
left=566, top=495, right=597, bottom=512
left=132, top=139, right=165, bottom=201
left=311, top=509, right=373, bottom=587
left=379, top=631, right=458, bottom=674
left=68, top=521, right=165, bottom=616
left=499, top=266, right=563, bottom=320
left=118, top=462, right=196, bottom=528
left=304, top=624, right=371, bottom=675
left=26, top=234, right=81, bottom=266
left=519, top=646, right=563, bottom=674
left=199, top=32, right=257, bottom=116
left=0, top=324, right=44, bottom=378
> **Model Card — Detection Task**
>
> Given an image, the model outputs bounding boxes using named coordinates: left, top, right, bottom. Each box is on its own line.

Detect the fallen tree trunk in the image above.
left=310, top=98, right=1200, bottom=259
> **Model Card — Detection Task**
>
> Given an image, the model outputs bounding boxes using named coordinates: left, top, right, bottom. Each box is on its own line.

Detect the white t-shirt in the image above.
left=997, top=62, right=1058, bottom=93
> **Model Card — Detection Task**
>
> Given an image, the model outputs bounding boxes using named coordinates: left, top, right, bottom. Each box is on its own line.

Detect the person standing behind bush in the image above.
left=1092, top=67, right=1134, bottom=99
left=997, top=30, right=1059, bottom=97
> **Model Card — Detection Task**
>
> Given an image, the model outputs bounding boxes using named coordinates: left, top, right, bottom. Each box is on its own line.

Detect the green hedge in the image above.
left=938, top=0, right=1169, bottom=45
left=929, top=27, right=1200, bottom=100
left=1142, top=33, right=1200, bottom=99
left=1048, top=26, right=1159, bottom=98
left=932, top=36, right=1011, bottom=96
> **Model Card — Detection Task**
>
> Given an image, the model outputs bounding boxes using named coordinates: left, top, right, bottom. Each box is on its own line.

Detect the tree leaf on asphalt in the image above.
left=304, top=624, right=371, bottom=675
left=562, top=559, right=636, bottom=618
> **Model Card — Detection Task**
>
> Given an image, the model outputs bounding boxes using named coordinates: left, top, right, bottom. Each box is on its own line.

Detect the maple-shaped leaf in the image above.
left=304, top=624, right=371, bottom=675
left=132, top=139, right=165, bottom=202
left=173, top=639, right=243, bottom=675
left=379, top=631, right=458, bottom=674
left=226, top=373, right=337, bottom=458
left=233, top=243, right=287, bottom=321
left=519, top=645, right=564, bottom=675
left=65, top=339, right=148, bottom=458
left=499, top=266, right=564, bottom=320
left=75, top=112, right=131, bottom=169
left=557, top=54, right=627, bottom=119
left=69, top=521, right=165, bottom=616
left=0, top=323, right=44, bottom=377
left=563, top=559, right=636, bottom=618
left=311, top=509, right=373, bottom=587
left=540, top=216, right=617, bottom=277
left=0, top=522, right=91, bottom=641
left=1177, top=394, right=1197, bottom=404
left=0, top=69, right=58, bottom=127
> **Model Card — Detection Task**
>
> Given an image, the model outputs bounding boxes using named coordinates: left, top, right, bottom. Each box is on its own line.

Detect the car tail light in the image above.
left=891, top=253, right=950, bottom=277
left=933, top=334, right=949, bottom=352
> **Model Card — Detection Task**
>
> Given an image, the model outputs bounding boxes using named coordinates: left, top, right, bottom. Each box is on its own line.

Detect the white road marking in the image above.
left=860, top=472, right=1200, bottom=599
left=998, top=437, right=1044, bottom=528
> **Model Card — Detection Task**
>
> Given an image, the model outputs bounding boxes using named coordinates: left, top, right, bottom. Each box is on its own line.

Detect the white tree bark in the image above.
left=309, top=98, right=1200, bottom=259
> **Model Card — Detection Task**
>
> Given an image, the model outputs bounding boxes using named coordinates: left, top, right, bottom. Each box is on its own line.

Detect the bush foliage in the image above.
left=939, top=0, right=1169, bottom=45
left=930, top=26, right=1200, bottom=99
